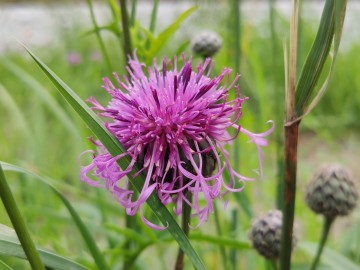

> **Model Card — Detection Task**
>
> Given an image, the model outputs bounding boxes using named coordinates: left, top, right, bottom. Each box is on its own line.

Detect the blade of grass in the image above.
left=23, top=46, right=206, bottom=270
left=0, top=224, right=88, bottom=270
left=1, top=58, right=80, bottom=141
left=1, top=162, right=110, bottom=270
left=295, top=0, right=335, bottom=116
left=149, top=0, right=159, bottom=33
left=0, top=164, right=45, bottom=270
left=0, top=83, right=33, bottom=146
left=86, top=0, right=113, bottom=73
left=146, top=6, right=197, bottom=64
left=0, top=260, right=13, bottom=270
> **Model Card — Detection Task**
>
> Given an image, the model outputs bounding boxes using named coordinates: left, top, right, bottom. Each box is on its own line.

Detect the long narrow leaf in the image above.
left=295, top=0, right=347, bottom=118
left=0, top=164, right=45, bottom=270
left=23, top=46, right=206, bottom=270
left=1, top=162, right=110, bottom=270
left=295, top=0, right=335, bottom=116
left=0, top=260, right=13, bottom=270
left=0, top=224, right=88, bottom=270
left=146, top=6, right=197, bottom=63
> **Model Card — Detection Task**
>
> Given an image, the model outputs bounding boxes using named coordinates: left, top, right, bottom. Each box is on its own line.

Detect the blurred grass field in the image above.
left=0, top=1, right=359, bottom=269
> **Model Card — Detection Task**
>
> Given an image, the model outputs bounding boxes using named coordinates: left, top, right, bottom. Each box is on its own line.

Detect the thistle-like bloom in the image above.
left=81, top=55, right=273, bottom=229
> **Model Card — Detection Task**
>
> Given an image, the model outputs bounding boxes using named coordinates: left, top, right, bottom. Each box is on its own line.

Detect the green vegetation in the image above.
left=0, top=1, right=359, bottom=269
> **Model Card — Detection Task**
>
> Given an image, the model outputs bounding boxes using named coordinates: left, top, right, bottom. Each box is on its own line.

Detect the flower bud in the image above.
left=306, top=164, right=358, bottom=219
left=192, top=31, right=222, bottom=58
left=249, top=210, right=296, bottom=259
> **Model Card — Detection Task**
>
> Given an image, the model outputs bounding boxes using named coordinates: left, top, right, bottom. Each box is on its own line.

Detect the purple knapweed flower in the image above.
left=80, top=54, right=273, bottom=229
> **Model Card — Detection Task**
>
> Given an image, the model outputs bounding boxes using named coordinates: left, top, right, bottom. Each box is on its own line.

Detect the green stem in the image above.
left=86, top=0, right=113, bottom=73
left=213, top=202, right=228, bottom=270
left=231, top=0, right=241, bottom=74
left=309, top=217, right=334, bottom=270
left=119, top=4, right=136, bottom=270
left=174, top=192, right=192, bottom=270
left=230, top=209, right=238, bottom=270
left=120, top=0, right=133, bottom=62
left=268, top=0, right=285, bottom=211
left=280, top=121, right=300, bottom=270
left=130, top=0, right=137, bottom=26
left=149, top=0, right=159, bottom=33
left=270, top=259, right=278, bottom=270
left=0, top=164, right=45, bottom=270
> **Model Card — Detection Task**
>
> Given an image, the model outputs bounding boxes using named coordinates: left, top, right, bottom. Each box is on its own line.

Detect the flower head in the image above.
left=81, top=54, right=273, bottom=229
left=192, top=30, right=222, bottom=58
left=306, top=163, right=358, bottom=219
left=249, top=210, right=297, bottom=259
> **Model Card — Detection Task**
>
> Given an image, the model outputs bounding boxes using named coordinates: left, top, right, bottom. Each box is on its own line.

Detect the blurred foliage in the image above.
left=0, top=1, right=359, bottom=269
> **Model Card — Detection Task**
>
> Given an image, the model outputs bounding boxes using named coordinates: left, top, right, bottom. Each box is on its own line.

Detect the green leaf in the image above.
left=1, top=162, right=110, bottom=270
left=0, top=164, right=45, bottom=270
left=299, top=242, right=360, bottom=270
left=146, top=5, right=197, bottom=63
left=0, top=224, right=88, bottom=270
left=295, top=0, right=335, bottom=116
left=334, top=0, right=347, bottom=52
left=23, top=47, right=206, bottom=270
left=0, top=260, right=14, bottom=270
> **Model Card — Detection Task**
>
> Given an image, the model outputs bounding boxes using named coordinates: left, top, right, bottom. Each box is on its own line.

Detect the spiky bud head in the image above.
left=249, top=210, right=297, bottom=259
left=192, top=31, right=222, bottom=58
left=306, top=164, right=358, bottom=219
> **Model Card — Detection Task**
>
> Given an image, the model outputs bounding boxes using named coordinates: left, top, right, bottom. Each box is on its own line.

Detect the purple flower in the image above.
left=80, top=54, right=273, bottom=229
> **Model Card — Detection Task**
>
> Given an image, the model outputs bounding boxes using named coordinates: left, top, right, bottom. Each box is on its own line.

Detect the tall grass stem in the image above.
left=309, top=217, right=334, bottom=270
left=280, top=1, right=300, bottom=269
left=120, top=0, right=133, bottom=61
left=149, top=0, right=159, bottom=33
left=119, top=2, right=137, bottom=269
left=174, top=192, right=192, bottom=270
left=268, top=0, right=285, bottom=211
left=130, top=0, right=137, bottom=26
left=213, top=202, right=229, bottom=270
left=87, top=0, right=113, bottom=73
left=280, top=121, right=299, bottom=270
left=0, top=164, right=45, bottom=270
left=230, top=209, right=238, bottom=270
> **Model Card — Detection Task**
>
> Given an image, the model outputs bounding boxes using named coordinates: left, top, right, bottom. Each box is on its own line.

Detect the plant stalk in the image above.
left=213, top=202, right=229, bottom=270
left=309, top=217, right=334, bottom=270
left=0, top=163, right=45, bottom=270
left=230, top=209, right=238, bottom=270
left=280, top=121, right=300, bottom=270
left=130, top=0, right=137, bottom=26
left=120, top=0, right=133, bottom=61
left=280, top=1, right=300, bottom=269
left=270, top=259, right=278, bottom=270
left=119, top=2, right=137, bottom=270
left=174, top=192, right=192, bottom=270
left=87, top=0, right=113, bottom=73
left=149, top=0, right=159, bottom=33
